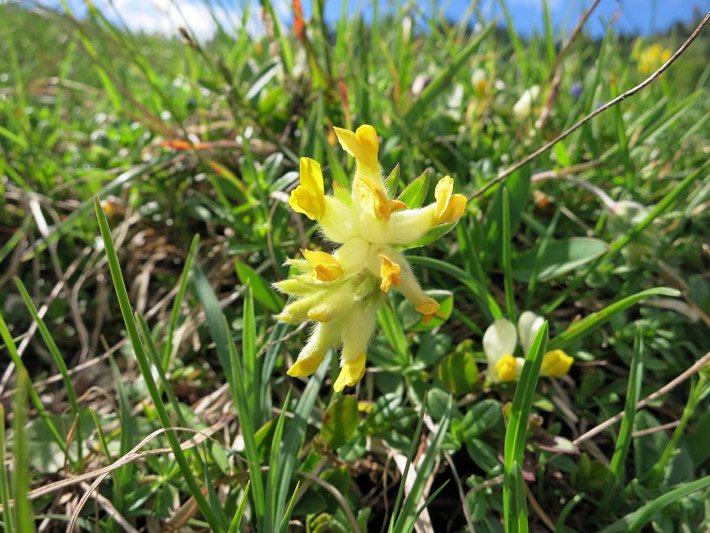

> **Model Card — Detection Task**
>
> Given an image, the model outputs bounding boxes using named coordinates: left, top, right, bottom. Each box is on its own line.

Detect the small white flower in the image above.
left=513, top=85, right=540, bottom=120
left=483, top=311, right=573, bottom=383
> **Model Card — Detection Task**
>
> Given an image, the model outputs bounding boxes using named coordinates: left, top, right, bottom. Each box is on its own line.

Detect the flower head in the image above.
left=278, top=125, right=468, bottom=391
left=483, top=311, right=573, bottom=383
left=634, top=43, right=672, bottom=76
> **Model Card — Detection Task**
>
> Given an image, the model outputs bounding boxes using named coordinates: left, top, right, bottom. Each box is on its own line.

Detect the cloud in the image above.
left=95, top=0, right=268, bottom=40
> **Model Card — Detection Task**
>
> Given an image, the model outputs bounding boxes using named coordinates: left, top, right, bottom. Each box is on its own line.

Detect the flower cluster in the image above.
left=276, top=125, right=467, bottom=391
left=483, top=311, right=574, bottom=383
left=634, top=43, right=672, bottom=76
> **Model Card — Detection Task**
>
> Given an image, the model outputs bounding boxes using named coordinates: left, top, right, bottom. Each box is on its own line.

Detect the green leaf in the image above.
left=436, top=351, right=479, bottom=396
left=456, top=399, right=502, bottom=442
left=321, top=396, right=359, bottom=449
left=397, top=168, right=430, bottom=208
left=513, top=238, right=609, bottom=282
left=406, top=222, right=457, bottom=249
left=426, top=387, right=454, bottom=421
left=235, top=260, right=283, bottom=313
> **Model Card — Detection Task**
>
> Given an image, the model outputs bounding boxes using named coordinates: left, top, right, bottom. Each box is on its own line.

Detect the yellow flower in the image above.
left=635, top=43, right=672, bottom=76
left=279, top=124, right=468, bottom=391
left=540, top=349, right=574, bottom=377
left=483, top=311, right=573, bottom=384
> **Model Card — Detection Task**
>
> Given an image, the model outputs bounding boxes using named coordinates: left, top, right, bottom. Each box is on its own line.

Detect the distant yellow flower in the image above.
left=634, top=43, right=672, bottom=76
left=277, top=124, right=468, bottom=391
left=483, top=311, right=573, bottom=384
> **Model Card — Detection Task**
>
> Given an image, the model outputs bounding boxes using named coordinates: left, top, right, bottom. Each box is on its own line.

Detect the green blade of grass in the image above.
left=393, top=395, right=453, bottom=533
left=136, top=314, right=188, bottom=427
left=603, top=325, right=645, bottom=509
left=503, top=321, right=549, bottom=532
left=266, top=388, right=292, bottom=531
left=278, top=480, right=302, bottom=533
left=507, top=461, right=527, bottom=533
left=13, top=277, right=83, bottom=462
left=599, top=475, right=710, bottom=533
left=544, top=161, right=707, bottom=313
left=12, top=371, right=34, bottom=533
left=0, top=405, right=14, bottom=533
left=501, top=187, right=517, bottom=322
left=274, top=357, right=330, bottom=523
left=242, top=285, right=260, bottom=426
left=108, top=354, right=134, bottom=518
left=192, top=266, right=266, bottom=525
left=226, top=329, right=266, bottom=525
left=389, top=401, right=426, bottom=533
left=228, top=480, right=250, bottom=533
left=498, top=0, right=528, bottom=84
left=94, top=197, right=225, bottom=533
left=524, top=209, right=560, bottom=309
left=162, top=234, right=200, bottom=370
left=404, top=21, right=494, bottom=122
left=407, top=255, right=502, bottom=320
left=646, top=371, right=708, bottom=486
left=547, top=287, right=679, bottom=350
left=0, top=314, right=67, bottom=457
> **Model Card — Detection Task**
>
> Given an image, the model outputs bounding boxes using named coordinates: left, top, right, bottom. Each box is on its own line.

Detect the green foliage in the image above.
left=0, top=1, right=708, bottom=531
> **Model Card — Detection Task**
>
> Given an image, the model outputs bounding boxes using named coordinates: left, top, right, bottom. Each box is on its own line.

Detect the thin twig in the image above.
left=544, top=0, right=603, bottom=87
left=470, top=11, right=710, bottom=201
left=525, top=483, right=556, bottom=532
left=631, top=420, right=682, bottom=438
left=573, top=351, right=710, bottom=446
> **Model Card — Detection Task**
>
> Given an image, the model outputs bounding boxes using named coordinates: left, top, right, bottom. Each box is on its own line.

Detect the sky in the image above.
left=59, top=0, right=710, bottom=41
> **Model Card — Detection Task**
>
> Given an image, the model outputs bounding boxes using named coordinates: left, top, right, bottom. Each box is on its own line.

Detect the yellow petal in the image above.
left=287, top=353, right=325, bottom=377
left=289, top=158, right=325, bottom=220
left=434, top=176, right=467, bottom=224
left=356, top=175, right=406, bottom=221
left=495, top=354, right=518, bottom=382
left=302, top=249, right=343, bottom=282
left=415, top=298, right=440, bottom=324
left=333, top=125, right=380, bottom=174
left=333, top=352, right=367, bottom=391
left=379, top=255, right=402, bottom=293
left=540, top=349, right=574, bottom=377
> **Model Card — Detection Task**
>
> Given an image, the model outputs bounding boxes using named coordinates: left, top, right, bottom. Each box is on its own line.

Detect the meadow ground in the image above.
left=0, top=1, right=709, bottom=531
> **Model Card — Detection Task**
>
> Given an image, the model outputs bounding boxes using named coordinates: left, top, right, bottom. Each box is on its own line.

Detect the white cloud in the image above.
left=97, top=0, right=265, bottom=40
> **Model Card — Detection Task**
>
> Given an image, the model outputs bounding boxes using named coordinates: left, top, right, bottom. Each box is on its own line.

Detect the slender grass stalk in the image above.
left=13, top=278, right=83, bottom=462
left=501, top=187, right=517, bottom=322
left=602, top=326, right=645, bottom=509
left=503, top=321, right=549, bottom=532
left=94, top=197, right=225, bottom=532
left=0, top=405, right=14, bottom=533
left=13, top=371, right=34, bottom=533
left=646, top=372, right=708, bottom=486
left=162, top=234, right=200, bottom=370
